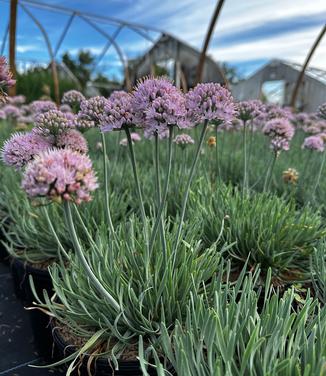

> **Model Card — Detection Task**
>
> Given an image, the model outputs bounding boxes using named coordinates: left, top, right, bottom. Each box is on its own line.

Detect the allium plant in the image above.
left=236, top=100, right=264, bottom=192
left=56, top=129, right=88, bottom=154
left=22, top=149, right=98, bottom=205
left=1, top=131, right=52, bottom=170
left=2, top=104, right=21, bottom=120
left=61, top=90, right=85, bottom=113
left=199, top=184, right=325, bottom=280
left=100, top=91, right=134, bottom=132
left=0, top=56, right=15, bottom=102
left=132, top=77, right=188, bottom=137
left=263, top=118, right=295, bottom=190
left=30, top=100, right=57, bottom=115
left=34, top=109, right=72, bottom=137
left=145, top=267, right=326, bottom=376
left=173, top=134, right=195, bottom=148
left=302, top=135, right=324, bottom=152
left=30, top=218, right=226, bottom=372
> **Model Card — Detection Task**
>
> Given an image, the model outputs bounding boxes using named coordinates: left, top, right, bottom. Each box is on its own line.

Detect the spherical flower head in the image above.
left=236, top=100, right=263, bottom=122
left=3, top=105, right=21, bottom=119
left=56, top=129, right=88, bottom=154
left=263, top=118, right=295, bottom=140
left=282, top=168, right=299, bottom=185
left=101, top=91, right=135, bottom=132
left=22, top=149, right=98, bottom=205
left=30, top=100, right=57, bottom=115
left=132, top=77, right=187, bottom=137
left=302, top=135, right=324, bottom=152
left=61, top=90, right=85, bottom=112
left=265, top=104, right=293, bottom=121
left=78, top=96, right=106, bottom=126
left=173, top=133, right=195, bottom=148
left=185, top=83, right=235, bottom=125
left=270, top=136, right=290, bottom=152
left=0, top=56, right=15, bottom=101
left=317, top=103, right=326, bottom=120
left=207, top=136, right=216, bottom=147
left=35, top=110, right=71, bottom=136
left=1, top=131, right=52, bottom=170
left=7, top=95, right=26, bottom=106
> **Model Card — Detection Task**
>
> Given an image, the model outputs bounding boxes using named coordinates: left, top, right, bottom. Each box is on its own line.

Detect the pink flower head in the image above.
left=56, top=129, right=88, bottom=154
left=35, top=110, right=72, bottom=136
left=302, top=135, right=324, bottom=152
left=132, top=77, right=188, bottom=137
left=0, top=110, right=6, bottom=120
left=185, top=83, right=235, bottom=126
left=61, top=90, right=85, bottom=110
left=1, top=131, right=52, bottom=170
left=264, top=104, right=293, bottom=121
left=7, top=95, right=26, bottom=106
left=0, top=56, right=15, bottom=101
left=2, top=105, right=21, bottom=119
left=30, top=100, right=57, bottom=115
left=22, top=149, right=98, bottom=204
left=173, top=133, right=195, bottom=147
left=101, top=91, right=134, bottom=132
left=131, top=132, right=141, bottom=142
left=77, top=96, right=106, bottom=127
left=270, top=137, right=290, bottom=152
left=263, top=118, right=295, bottom=141
left=236, top=100, right=264, bottom=122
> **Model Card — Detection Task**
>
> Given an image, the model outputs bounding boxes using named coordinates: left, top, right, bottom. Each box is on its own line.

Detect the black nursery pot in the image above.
left=10, top=257, right=54, bottom=359
left=52, top=325, right=157, bottom=376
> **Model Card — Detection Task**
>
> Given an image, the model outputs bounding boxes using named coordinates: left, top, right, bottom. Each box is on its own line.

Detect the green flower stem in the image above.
left=154, top=133, right=167, bottom=257
left=124, top=127, right=149, bottom=260
left=42, top=206, right=69, bottom=259
left=173, top=120, right=208, bottom=253
left=263, top=151, right=277, bottom=192
left=215, top=125, right=220, bottom=179
left=242, top=120, right=248, bottom=193
left=100, top=132, right=115, bottom=238
left=149, top=127, right=173, bottom=257
left=63, top=202, right=120, bottom=312
left=312, top=150, right=326, bottom=197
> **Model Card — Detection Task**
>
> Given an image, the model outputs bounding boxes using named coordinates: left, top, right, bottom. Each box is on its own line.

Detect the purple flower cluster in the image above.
left=101, top=91, right=134, bottom=132
left=186, top=83, right=235, bottom=125
left=302, top=135, right=324, bottom=152
left=76, top=96, right=106, bottom=128
left=56, top=129, right=88, bottom=154
left=119, top=132, right=141, bottom=147
left=62, top=90, right=85, bottom=112
left=263, top=118, right=295, bottom=152
left=22, top=149, right=98, bottom=204
left=0, top=56, right=15, bottom=101
left=35, top=110, right=72, bottom=136
left=1, top=131, right=52, bottom=169
left=2, top=105, right=21, bottom=119
left=30, top=100, right=57, bottom=115
left=236, top=100, right=264, bottom=122
left=173, top=133, right=195, bottom=147
left=132, top=77, right=188, bottom=137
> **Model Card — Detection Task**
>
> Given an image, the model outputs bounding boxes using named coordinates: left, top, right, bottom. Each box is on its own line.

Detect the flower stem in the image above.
left=63, top=202, right=120, bottom=311
left=101, top=132, right=116, bottom=238
left=263, top=151, right=277, bottom=192
left=242, top=120, right=248, bottom=193
left=125, top=127, right=149, bottom=258
left=173, top=120, right=208, bottom=253
left=215, top=125, right=220, bottom=179
left=312, top=150, right=326, bottom=197
left=154, top=133, right=167, bottom=258
left=149, top=128, right=173, bottom=257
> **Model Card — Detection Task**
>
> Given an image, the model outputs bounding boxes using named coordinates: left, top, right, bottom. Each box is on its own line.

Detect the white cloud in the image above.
left=16, top=44, right=42, bottom=53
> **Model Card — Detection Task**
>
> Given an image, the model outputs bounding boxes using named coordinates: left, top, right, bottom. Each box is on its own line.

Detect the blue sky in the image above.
left=1, top=0, right=326, bottom=80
